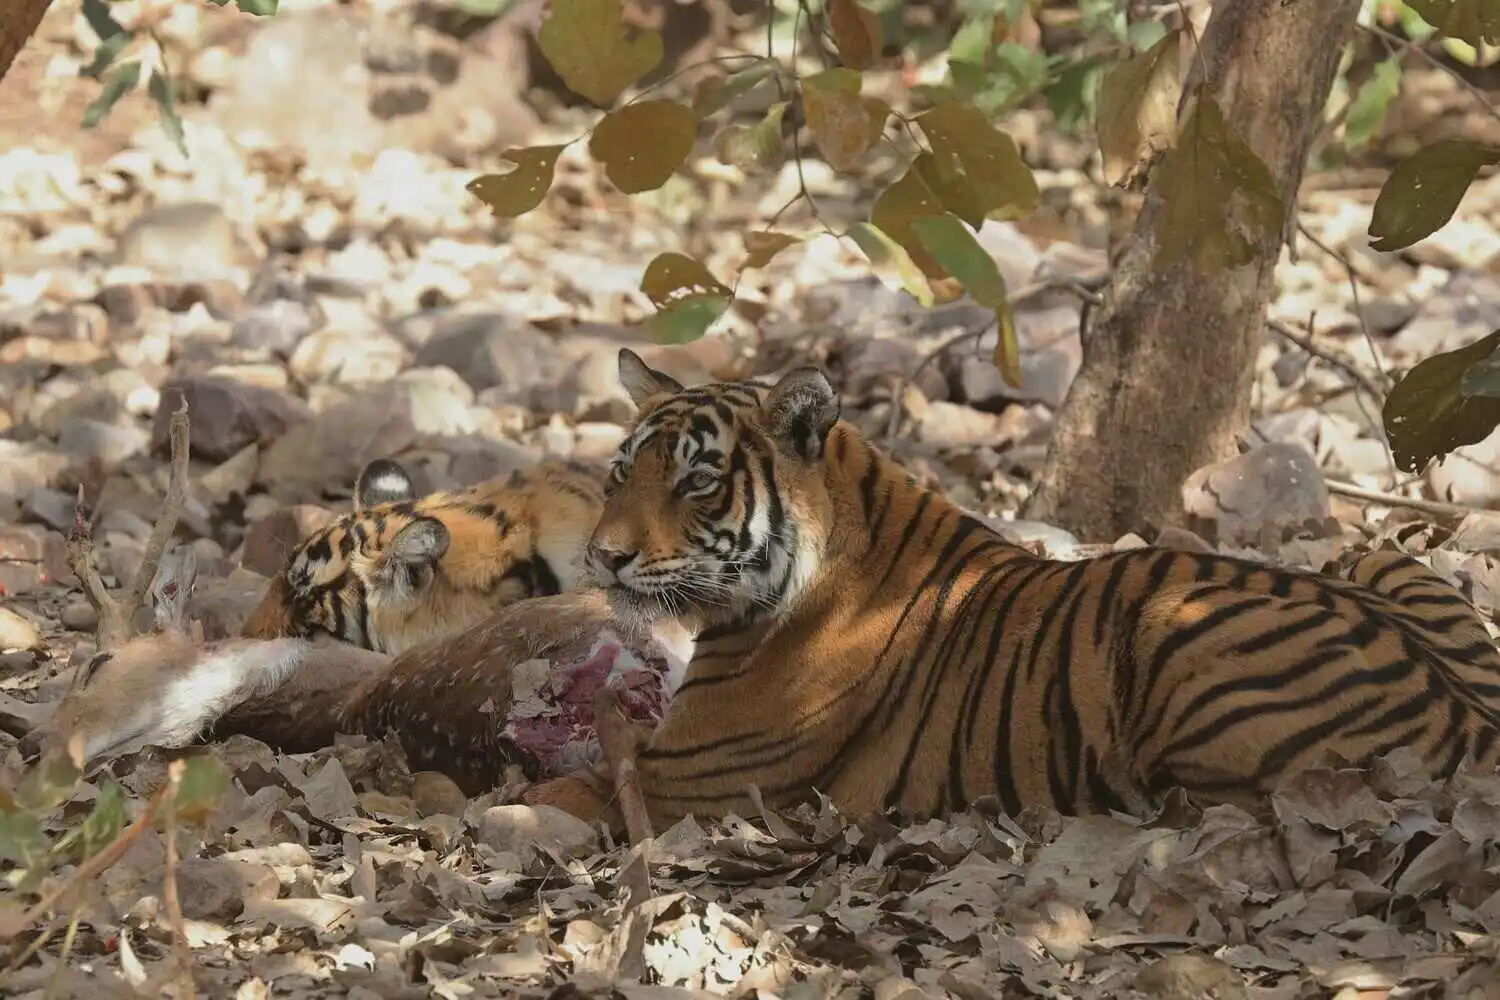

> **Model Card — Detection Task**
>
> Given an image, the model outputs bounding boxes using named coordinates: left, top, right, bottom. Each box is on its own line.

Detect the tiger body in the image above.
left=242, top=457, right=606, bottom=655
left=529, top=350, right=1500, bottom=830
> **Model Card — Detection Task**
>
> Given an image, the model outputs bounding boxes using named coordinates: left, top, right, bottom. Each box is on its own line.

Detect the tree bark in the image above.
left=1022, top=0, right=1363, bottom=542
left=0, top=0, right=51, bottom=87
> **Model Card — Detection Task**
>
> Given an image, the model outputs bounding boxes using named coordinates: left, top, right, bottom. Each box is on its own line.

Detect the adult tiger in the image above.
left=525, top=348, right=1500, bottom=832
left=242, top=456, right=606, bottom=655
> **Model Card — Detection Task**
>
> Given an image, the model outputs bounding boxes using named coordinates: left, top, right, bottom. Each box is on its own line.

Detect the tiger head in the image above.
left=584, top=348, right=843, bottom=631
left=242, top=458, right=602, bottom=655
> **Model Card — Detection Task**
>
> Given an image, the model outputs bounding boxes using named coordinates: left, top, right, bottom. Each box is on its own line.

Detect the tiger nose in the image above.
left=588, top=541, right=638, bottom=576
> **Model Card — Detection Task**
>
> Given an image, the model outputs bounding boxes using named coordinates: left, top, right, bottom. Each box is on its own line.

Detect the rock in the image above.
left=59, top=601, right=98, bottom=632
left=914, top=401, right=1016, bottom=450
left=0, top=607, right=42, bottom=651
left=113, top=202, right=254, bottom=280
left=951, top=305, right=1082, bottom=410
left=0, top=525, right=62, bottom=596
left=0, top=441, right=68, bottom=505
left=1392, top=271, right=1500, bottom=359
left=256, top=383, right=424, bottom=499
left=475, top=804, right=599, bottom=863
left=1181, top=443, right=1331, bottom=545
left=1429, top=426, right=1500, bottom=507
left=290, top=327, right=408, bottom=386
left=208, top=9, right=385, bottom=172
left=830, top=337, right=948, bottom=401
left=154, top=375, right=314, bottom=462
left=240, top=505, right=337, bottom=577
left=230, top=298, right=322, bottom=354
left=410, top=311, right=563, bottom=397
left=167, top=858, right=255, bottom=922
left=395, top=366, right=478, bottom=436
left=56, top=418, right=149, bottom=465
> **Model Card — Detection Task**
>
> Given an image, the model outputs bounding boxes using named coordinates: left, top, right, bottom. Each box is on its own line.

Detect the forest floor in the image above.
left=3, top=1, right=1500, bottom=997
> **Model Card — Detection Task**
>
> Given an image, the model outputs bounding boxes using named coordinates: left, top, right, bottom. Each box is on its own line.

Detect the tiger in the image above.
left=241, top=456, right=607, bottom=655
left=523, top=347, right=1500, bottom=834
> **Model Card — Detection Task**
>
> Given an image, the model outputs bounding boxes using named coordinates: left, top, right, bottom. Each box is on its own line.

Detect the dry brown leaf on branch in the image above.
left=827, top=0, right=882, bottom=71
left=1094, top=27, right=1183, bottom=188
left=590, top=101, right=699, bottom=195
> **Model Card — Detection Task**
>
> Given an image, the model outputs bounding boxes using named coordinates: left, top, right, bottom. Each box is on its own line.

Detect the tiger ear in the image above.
left=356, top=458, right=417, bottom=511
left=618, top=348, right=685, bottom=409
left=383, top=517, right=450, bottom=589
left=763, top=367, right=840, bottom=459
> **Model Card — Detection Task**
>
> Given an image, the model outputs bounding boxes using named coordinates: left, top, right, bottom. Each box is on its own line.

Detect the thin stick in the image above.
left=1265, top=319, right=1388, bottom=401
left=884, top=272, right=1110, bottom=438
left=0, top=784, right=166, bottom=945
left=1326, top=479, right=1484, bottom=520
left=64, top=395, right=192, bottom=650
left=162, top=760, right=195, bottom=1000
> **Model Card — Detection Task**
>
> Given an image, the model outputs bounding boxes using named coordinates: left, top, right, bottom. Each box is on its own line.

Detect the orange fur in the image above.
left=242, top=458, right=606, bottom=655
left=525, top=350, right=1500, bottom=834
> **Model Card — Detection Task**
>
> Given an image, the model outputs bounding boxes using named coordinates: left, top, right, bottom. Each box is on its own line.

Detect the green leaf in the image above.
left=1152, top=87, right=1284, bottom=272
left=1368, top=139, right=1500, bottom=252
left=82, top=60, right=142, bottom=130
left=914, top=100, right=1039, bottom=227
left=1343, top=58, right=1401, bottom=151
left=713, top=101, right=787, bottom=172
left=691, top=60, right=779, bottom=116
left=52, top=779, right=125, bottom=863
left=846, top=221, right=934, bottom=307
left=467, top=145, right=566, bottom=217
left=81, top=0, right=126, bottom=41
left=589, top=101, right=698, bottom=194
left=1404, top=0, right=1500, bottom=48
left=1045, top=58, right=1099, bottom=136
left=234, top=0, right=280, bottom=13
left=149, top=71, right=188, bottom=158
left=801, top=68, right=873, bottom=172
left=1094, top=27, right=1182, bottom=188
left=909, top=212, right=1020, bottom=386
left=536, top=0, right=663, bottom=107
left=869, top=162, right=949, bottom=282
left=171, top=756, right=233, bottom=828
left=0, top=809, right=48, bottom=870
left=649, top=296, right=730, bottom=344
left=640, top=252, right=733, bottom=345
left=910, top=213, right=1007, bottom=307
left=743, top=231, right=803, bottom=269
left=1461, top=342, right=1500, bottom=398
left=1383, top=329, right=1500, bottom=473
left=15, top=747, right=82, bottom=814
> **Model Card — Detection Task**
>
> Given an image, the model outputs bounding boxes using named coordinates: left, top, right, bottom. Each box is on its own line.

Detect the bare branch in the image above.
left=64, top=395, right=193, bottom=650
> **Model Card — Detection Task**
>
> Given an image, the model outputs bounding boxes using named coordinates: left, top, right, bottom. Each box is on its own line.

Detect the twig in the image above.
left=65, top=396, right=192, bottom=650
left=1326, top=479, right=1485, bottom=520
left=0, top=782, right=165, bottom=946
left=1265, top=319, right=1387, bottom=401
left=161, top=759, right=195, bottom=1000
left=1294, top=223, right=1393, bottom=391
left=1361, top=21, right=1500, bottom=131
left=884, top=272, right=1110, bottom=438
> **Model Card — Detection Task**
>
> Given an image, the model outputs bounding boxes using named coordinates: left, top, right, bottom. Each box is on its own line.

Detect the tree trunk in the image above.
left=1022, top=0, right=1363, bottom=542
left=0, top=0, right=51, bottom=87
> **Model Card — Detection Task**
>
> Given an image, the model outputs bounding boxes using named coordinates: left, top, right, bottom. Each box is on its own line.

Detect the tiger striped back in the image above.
left=242, top=457, right=606, bottom=655
left=539, top=350, right=1500, bottom=831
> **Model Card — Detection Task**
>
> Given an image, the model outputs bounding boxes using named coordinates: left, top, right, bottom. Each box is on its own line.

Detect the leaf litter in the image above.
left=6, top=0, right=1500, bottom=996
